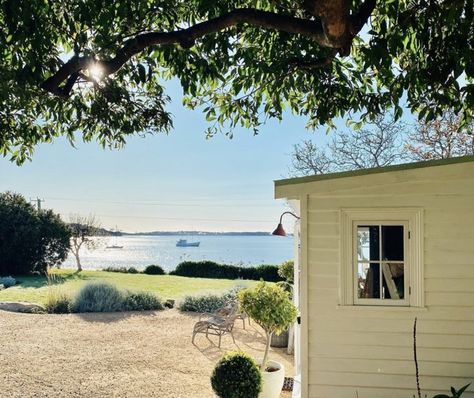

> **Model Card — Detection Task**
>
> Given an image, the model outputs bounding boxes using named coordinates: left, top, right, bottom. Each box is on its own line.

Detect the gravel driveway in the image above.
left=0, top=309, right=293, bottom=397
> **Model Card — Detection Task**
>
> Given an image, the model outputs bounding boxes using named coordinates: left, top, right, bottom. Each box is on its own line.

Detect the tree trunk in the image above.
left=261, top=331, right=272, bottom=371
left=73, top=251, right=82, bottom=272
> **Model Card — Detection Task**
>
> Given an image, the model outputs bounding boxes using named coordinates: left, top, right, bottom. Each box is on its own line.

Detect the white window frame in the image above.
left=340, top=208, right=424, bottom=307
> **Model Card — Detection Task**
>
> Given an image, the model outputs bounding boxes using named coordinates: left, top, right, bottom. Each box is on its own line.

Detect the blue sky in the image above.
left=0, top=79, right=333, bottom=232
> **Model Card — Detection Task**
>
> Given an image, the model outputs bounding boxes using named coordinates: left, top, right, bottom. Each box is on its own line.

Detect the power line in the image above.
left=46, top=196, right=282, bottom=208
left=59, top=212, right=275, bottom=224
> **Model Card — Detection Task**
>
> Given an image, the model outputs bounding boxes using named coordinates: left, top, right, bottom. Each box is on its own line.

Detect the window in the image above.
left=340, top=209, right=423, bottom=307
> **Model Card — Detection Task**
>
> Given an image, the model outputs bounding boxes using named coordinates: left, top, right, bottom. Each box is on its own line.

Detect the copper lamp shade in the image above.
left=272, top=223, right=287, bottom=236
left=272, top=211, right=300, bottom=236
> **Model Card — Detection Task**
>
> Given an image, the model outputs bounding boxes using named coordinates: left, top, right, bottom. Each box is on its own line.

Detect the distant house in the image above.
left=275, top=156, right=474, bottom=398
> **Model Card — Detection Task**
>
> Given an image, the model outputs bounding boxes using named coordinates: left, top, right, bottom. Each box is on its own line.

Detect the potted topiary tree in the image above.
left=238, top=281, right=298, bottom=398
left=211, top=351, right=262, bottom=398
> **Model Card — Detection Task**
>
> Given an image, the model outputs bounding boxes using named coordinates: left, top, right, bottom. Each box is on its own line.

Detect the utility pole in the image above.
left=30, top=197, right=45, bottom=210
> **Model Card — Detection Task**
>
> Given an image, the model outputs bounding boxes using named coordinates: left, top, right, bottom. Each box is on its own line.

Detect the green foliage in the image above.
left=433, top=384, right=471, bottom=398
left=172, top=261, right=239, bottom=279
left=72, top=281, right=164, bottom=313
left=72, top=282, right=124, bottom=313
left=0, top=276, right=16, bottom=288
left=278, top=260, right=294, bottom=283
left=178, top=287, right=243, bottom=313
left=122, top=291, right=164, bottom=311
left=172, top=261, right=282, bottom=282
left=45, top=291, right=73, bottom=314
left=1, top=1, right=473, bottom=163
left=0, top=192, right=71, bottom=275
left=103, top=266, right=140, bottom=274
left=143, top=264, right=165, bottom=275
left=211, top=352, right=262, bottom=398
left=238, top=282, right=297, bottom=337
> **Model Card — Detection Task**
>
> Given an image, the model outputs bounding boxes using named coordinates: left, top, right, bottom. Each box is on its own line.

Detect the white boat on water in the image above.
left=176, top=239, right=200, bottom=247
left=106, top=245, right=123, bottom=249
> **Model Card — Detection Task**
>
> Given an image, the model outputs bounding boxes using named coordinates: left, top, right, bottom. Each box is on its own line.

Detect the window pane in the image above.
left=382, top=226, right=404, bottom=261
left=358, top=263, right=380, bottom=299
left=382, top=263, right=405, bottom=300
left=357, top=226, right=379, bottom=261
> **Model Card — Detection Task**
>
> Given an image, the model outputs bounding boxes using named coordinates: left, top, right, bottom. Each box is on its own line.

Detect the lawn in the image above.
left=0, top=269, right=257, bottom=305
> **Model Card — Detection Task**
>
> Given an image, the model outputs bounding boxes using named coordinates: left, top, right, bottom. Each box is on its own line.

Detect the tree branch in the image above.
left=41, top=8, right=328, bottom=97
left=351, top=0, right=377, bottom=34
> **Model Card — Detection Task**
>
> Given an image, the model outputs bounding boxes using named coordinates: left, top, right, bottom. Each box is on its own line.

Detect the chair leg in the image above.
left=231, top=331, right=235, bottom=344
left=218, top=334, right=222, bottom=348
left=242, top=318, right=246, bottom=329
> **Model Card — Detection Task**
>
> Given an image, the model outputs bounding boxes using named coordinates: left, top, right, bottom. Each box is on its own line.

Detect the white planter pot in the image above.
left=259, top=360, right=285, bottom=398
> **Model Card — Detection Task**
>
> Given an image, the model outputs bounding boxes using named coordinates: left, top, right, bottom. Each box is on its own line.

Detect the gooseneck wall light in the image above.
left=272, top=211, right=300, bottom=236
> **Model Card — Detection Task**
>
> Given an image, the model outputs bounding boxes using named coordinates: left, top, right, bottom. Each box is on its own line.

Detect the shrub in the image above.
left=0, top=276, right=16, bottom=288
left=278, top=260, right=294, bottom=283
left=178, top=287, right=243, bottom=313
left=123, top=291, right=164, bottom=311
left=172, top=261, right=282, bottom=282
left=211, top=352, right=262, bottom=398
left=0, top=192, right=70, bottom=275
left=143, top=264, right=165, bottom=275
left=238, top=282, right=297, bottom=370
left=173, top=261, right=238, bottom=279
left=241, top=264, right=282, bottom=282
left=45, top=291, right=72, bottom=314
left=102, top=266, right=139, bottom=274
left=73, top=282, right=124, bottom=313
left=179, top=293, right=228, bottom=313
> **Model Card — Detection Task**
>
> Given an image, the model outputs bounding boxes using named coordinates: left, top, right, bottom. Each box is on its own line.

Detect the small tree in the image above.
left=405, top=110, right=474, bottom=161
left=290, top=115, right=405, bottom=176
left=69, top=215, right=101, bottom=272
left=211, top=351, right=262, bottom=398
left=238, top=282, right=297, bottom=371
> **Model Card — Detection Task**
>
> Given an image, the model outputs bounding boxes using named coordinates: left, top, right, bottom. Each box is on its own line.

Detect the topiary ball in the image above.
left=211, top=352, right=262, bottom=398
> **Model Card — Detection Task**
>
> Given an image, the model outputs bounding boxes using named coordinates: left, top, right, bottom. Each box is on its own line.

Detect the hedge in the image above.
left=170, top=261, right=283, bottom=282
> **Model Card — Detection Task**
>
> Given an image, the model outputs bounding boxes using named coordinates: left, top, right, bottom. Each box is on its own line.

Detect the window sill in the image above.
left=336, top=305, right=428, bottom=312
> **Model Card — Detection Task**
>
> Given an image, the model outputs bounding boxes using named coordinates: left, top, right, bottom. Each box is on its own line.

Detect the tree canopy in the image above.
left=1, top=0, right=473, bottom=163
left=0, top=192, right=71, bottom=275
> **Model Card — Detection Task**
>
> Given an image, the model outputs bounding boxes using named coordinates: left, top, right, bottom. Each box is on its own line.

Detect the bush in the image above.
left=45, top=291, right=72, bottom=314
left=171, top=261, right=282, bottom=282
left=102, top=266, right=139, bottom=274
left=0, top=276, right=16, bottom=288
left=178, top=287, right=243, bottom=313
left=172, top=261, right=238, bottom=279
left=73, top=282, right=124, bottom=313
left=241, top=264, right=282, bottom=282
left=0, top=192, right=70, bottom=275
left=143, top=264, right=165, bottom=275
left=123, top=291, right=164, bottom=311
left=278, top=260, right=294, bottom=283
left=211, top=352, right=262, bottom=398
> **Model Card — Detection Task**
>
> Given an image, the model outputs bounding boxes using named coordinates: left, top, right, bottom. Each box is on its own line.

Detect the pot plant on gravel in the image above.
left=211, top=351, right=262, bottom=398
left=238, top=281, right=297, bottom=398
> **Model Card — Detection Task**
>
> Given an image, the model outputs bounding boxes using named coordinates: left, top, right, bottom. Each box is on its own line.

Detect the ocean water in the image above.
left=62, top=235, right=294, bottom=271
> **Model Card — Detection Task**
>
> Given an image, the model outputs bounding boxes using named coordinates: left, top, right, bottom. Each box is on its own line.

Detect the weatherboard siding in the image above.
left=276, top=160, right=474, bottom=398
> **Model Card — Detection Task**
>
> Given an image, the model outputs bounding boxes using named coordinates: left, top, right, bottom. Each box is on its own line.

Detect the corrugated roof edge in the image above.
left=275, top=155, right=474, bottom=187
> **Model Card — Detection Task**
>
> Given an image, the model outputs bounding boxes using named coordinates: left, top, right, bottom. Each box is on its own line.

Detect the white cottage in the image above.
left=275, top=156, right=474, bottom=398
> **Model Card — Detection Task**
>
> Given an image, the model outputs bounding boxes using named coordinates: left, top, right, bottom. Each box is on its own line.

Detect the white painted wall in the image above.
left=276, top=159, right=474, bottom=398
